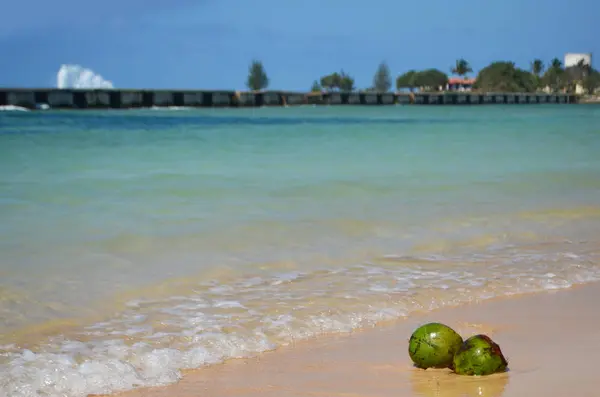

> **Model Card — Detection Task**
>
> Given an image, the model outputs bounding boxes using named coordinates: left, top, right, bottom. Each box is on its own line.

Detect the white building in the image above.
left=564, top=53, right=592, bottom=68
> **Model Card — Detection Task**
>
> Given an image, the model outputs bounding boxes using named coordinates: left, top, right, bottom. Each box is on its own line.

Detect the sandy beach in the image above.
left=103, top=281, right=600, bottom=397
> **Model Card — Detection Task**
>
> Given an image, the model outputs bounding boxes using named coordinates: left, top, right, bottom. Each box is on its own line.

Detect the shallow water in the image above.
left=1, top=105, right=600, bottom=396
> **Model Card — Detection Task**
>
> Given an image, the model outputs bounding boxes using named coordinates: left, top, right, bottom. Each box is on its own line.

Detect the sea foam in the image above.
left=0, top=105, right=29, bottom=111
left=1, top=249, right=599, bottom=397
left=56, top=64, right=114, bottom=89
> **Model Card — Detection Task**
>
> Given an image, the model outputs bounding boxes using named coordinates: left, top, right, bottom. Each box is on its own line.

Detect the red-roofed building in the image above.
left=447, top=77, right=476, bottom=92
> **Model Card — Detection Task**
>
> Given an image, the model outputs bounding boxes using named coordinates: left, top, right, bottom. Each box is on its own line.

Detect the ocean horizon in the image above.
left=1, top=104, right=599, bottom=397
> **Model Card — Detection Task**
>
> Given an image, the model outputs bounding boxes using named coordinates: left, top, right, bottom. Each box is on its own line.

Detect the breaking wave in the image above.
left=0, top=105, right=29, bottom=112
left=56, top=64, right=114, bottom=89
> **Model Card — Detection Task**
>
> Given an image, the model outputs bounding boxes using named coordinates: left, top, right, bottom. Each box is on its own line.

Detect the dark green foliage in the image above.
left=408, top=323, right=463, bottom=369
left=373, top=61, right=392, bottom=92
left=320, top=70, right=355, bottom=92
left=541, top=58, right=566, bottom=93
left=396, top=69, right=448, bottom=92
left=309, top=56, right=586, bottom=94
left=566, top=61, right=590, bottom=82
left=473, top=61, right=537, bottom=92
left=542, top=69, right=566, bottom=92
left=246, top=60, right=269, bottom=91
left=396, top=70, right=418, bottom=91
left=530, top=59, right=545, bottom=89
left=451, top=59, right=472, bottom=77
left=582, top=69, right=600, bottom=94
left=338, top=70, right=355, bottom=91
left=453, top=334, right=509, bottom=376
left=414, top=69, right=448, bottom=91
left=310, top=80, right=322, bottom=92
left=320, top=72, right=340, bottom=91
left=531, top=59, right=544, bottom=77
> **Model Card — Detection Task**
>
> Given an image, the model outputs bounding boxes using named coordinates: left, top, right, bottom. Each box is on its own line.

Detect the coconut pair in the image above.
left=408, top=322, right=508, bottom=376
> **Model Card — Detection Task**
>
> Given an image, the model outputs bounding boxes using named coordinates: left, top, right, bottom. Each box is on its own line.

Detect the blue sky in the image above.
left=0, top=0, right=597, bottom=90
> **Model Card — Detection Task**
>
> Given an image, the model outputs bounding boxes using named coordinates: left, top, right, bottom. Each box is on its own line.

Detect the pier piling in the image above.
left=0, top=88, right=577, bottom=109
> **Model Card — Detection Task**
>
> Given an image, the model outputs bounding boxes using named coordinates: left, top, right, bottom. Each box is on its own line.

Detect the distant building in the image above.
left=446, top=78, right=476, bottom=92
left=564, top=53, right=592, bottom=68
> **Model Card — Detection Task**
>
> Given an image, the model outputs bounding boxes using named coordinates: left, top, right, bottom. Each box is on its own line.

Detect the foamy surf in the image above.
left=0, top=105, right=29, bottom=112
left=149, top=106, right=193, bottom=111
left=1, top=244, right=599, bottom=397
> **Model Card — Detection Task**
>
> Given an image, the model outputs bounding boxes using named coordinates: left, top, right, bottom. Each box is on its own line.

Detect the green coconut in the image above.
left=452, top=334, right=508, bottom=376
left=408, top=322, right=464, bottom=369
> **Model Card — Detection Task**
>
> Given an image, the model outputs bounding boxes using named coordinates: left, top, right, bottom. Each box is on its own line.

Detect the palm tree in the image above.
left=576, top=59, right=591, bottom=79
left=530, top=59, right=545, bottom=91
left=543, top=58, right=565, bottom=93
left=530, top=59, right=544, bottom=77
left=550, top=58, right=562, bottom=70
left=451, top=59, right=473, bottom=77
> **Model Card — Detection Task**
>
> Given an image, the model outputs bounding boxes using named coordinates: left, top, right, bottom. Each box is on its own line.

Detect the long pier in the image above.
left=0, top=89, right=576, bottom=109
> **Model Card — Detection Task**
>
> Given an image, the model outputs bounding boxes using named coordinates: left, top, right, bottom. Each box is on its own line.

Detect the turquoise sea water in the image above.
left=1, top=105, right=600, bottom=396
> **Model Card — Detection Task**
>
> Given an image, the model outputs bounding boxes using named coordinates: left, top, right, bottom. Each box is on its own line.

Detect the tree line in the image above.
left=245, top=58, right=600, bottom=95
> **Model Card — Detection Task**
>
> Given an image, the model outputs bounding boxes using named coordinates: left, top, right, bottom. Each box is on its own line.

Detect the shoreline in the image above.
left=103, top=281, right=600, bottom=397
left=578, top=95, right=600, bottom=104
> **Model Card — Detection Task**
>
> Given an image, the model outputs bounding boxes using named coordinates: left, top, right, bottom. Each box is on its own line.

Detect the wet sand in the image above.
left=105, top=282, right=600, bottom=397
